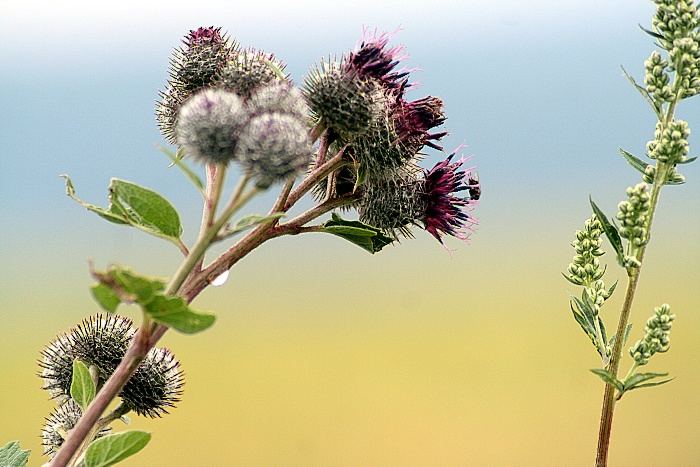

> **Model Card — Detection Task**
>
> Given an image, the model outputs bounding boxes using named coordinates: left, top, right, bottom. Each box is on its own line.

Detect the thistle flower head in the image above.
left=346, top=30, right=410, bottom=94
left=248, top=82, right=309, bottom=120
left=39, top=314, right=134, bottom=400
left=393, top=96, right=448, bottom=151
left=217, top=48, right=288, bottom=99
left=236, top=113, right=312, bottom=187
left=418, top=154, right=479, bottom=243
left=155, top=26, right=236, bottom=143
left=121, top=347, right=184, bottom=418
left=176, top=88, right=247, bottom=165
left=41, top=400, right=111, bottom=459
left=629, top=303, right=676, bottom=366
left=359, top=174, right=425, bottom=239
left=304, top=60, right=388, bottom=139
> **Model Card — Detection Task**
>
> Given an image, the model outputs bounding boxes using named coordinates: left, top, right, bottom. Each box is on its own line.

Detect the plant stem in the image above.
left=594, top=162, right=669, bottom=466
left=51, top=158, right=357, bottom=465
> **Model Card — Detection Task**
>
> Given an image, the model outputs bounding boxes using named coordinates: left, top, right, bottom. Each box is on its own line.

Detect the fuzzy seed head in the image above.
left=236, top=113, right=312, bottom=187
left=176, top=88, right=247, bottom=164
left=121, top=347, right=184, bottom=418
left=42, top=400, right=110, bottom=459
left=217, top=49, right=287, bottom=99
left=248, top=82, right=309, bottom=120
left=39, top=314, right=134, bottom=400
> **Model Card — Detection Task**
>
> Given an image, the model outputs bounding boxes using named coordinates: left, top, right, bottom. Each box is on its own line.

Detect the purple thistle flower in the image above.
left=346, top=30, right=410, bottom=94
left=393, top=96, right=448, bottom=151
left=186, top=26, right=224, bottom=45
left=420, top=154, right=480, bottom=243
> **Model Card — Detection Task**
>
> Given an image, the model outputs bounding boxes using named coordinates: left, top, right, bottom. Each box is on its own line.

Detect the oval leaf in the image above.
left=144, top=295, right=216, bottom=334
left=70, top=360, right=96, bottom=410
left=91, top=284, right=121, bottom=313
left=83, top=431, right=151, bottom=467
left=109, top=179, right=182, bottom=240
left=322, top=213, right=393, bottom=254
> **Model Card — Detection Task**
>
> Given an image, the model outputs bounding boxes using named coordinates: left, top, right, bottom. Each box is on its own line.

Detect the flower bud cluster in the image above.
left=617, top=183, right=650, bottom=247
left=653, top=0, right=700, bottom=97
left=652, top=0, right=699, bottom=51
left=39, top=315, right=184, bottom=419
left=629, top=303, right=675, bottom=365
left=566, top=216, right=606, bottom=287
left=645, top=51, right=673, bottom=103
left=646, top=119, right=691, bottom=164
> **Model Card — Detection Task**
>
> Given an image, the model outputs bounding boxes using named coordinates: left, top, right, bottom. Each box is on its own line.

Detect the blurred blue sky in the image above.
left=1, top=0, right=698, bottom=295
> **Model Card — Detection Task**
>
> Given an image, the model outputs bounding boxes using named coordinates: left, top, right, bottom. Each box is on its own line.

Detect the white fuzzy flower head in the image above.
left=176, top=88, right=247, bottom=165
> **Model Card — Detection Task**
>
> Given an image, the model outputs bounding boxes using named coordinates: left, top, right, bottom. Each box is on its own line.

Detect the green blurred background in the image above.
left=1, top=0, right=699, bottom=465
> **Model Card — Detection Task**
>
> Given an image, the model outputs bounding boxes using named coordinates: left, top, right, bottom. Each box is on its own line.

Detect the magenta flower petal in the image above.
left=420, top=154, right=480, bottom=243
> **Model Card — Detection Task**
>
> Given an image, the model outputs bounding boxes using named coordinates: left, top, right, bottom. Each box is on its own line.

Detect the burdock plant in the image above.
left=564, top=1, right=698, bottom=465
left=1, top=27, right=480, bottom=466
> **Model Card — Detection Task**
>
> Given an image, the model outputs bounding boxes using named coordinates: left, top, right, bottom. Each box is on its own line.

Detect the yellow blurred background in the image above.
left=1, top=0, right=699, bottom=465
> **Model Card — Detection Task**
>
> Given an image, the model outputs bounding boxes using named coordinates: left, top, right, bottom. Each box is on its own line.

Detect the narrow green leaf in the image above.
left=621, top=66, right=659, bottom=113
left=83, top=431, right=151, bottom=467
left=623, top=371, right=669, bottom=389
left=678, top=156, right=697, bottom=164
left=70, top=360, right=96, bottom=410
left=590, top=368, right=625, bottom=393
left=625, top=378, right=674, bottom=392
left=144, top=295, right=216, bottom=334
left=322, top=213, right=393, bottom=254
left=0, top=441, right=30, bottom=467
left=618, top=148, right=650, bottom=175
left=589, top=198, right=625, bottom=266
left=91, top=284, right=121, bottom=313
left=157, top=146, right=205, bottom=195
left=638, top=23, right=664, bottom=40
left=110, top=179, right=182, bottom=240
left=223, top=213, right=286, bottom=237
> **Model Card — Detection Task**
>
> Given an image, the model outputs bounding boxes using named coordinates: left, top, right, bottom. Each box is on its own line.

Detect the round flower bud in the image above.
left=176, top=88, right=247, bottom=164
left=303, top=61, right=388, bottom=138
left=248, top=82, right=309, bottom=120
left=358, top=174, right=425, bottom=239
left=42, top=400, right=111, bottom=459
left=156, top=27, right=236, bottom=144
left=120, top=347, right=183, bottom=418
left=39, top=314, right=134, bottom=400
left=236, top=113, right=312, bottom=187
left=217, top=49, right=287, bottom=99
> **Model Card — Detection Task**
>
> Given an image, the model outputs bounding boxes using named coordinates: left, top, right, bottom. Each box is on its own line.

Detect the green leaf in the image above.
left=144, top=295, right=216, bottom=334
left=322, top=213, right=393, bottom=254
left=621, top=66, right=659, bottom=113
left=0, top=441, right=30, bottom=467
left=679, top=156, right=697, bottom=165
left=637, top=23, right=664, bottom=40
left=70, top=360, right=96, bottom=410
left=91, top=266, right=166, bottom=306
left=62, top=175, right=183, bottom=243
left=158, top=146, right=205, bottom=195
left=109, top=179, right=182, bottom=240
left=91, top=284, right=121, bottom=313
left=222, top=213, right=286, bottom=237
left=590, top=368, right=624, bottom=393
left=83, top=431, right=151, bottom=467
left=625, top=378, right=674, bottom=391
left=589, top=198, right=625, bottom=266
left=619, top=148, right=650, bottom=176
